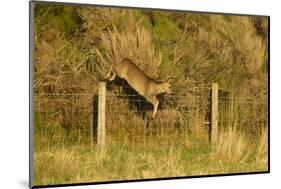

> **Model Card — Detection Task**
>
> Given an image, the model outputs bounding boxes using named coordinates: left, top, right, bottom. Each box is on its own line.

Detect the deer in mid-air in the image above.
left=104, top=58, right=172, bottom=119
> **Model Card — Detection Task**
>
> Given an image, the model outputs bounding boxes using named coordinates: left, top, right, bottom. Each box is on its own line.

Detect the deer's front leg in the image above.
left=148, top=97, right=159, bottom=119
left=152, top=100, right=159, bottom=119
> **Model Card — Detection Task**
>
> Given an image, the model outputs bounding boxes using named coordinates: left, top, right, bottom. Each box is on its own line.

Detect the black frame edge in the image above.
left=32, top=171, right=270, bottom=188
left=267, top=16, right=270, bottom=174
left=31, top=0, right=269, bottom=18
left=29, top=1, right=35, bottom=188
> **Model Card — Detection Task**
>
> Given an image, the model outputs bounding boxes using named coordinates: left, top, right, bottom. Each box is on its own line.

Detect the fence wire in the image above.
left=34, top=83, right=268, bottom=145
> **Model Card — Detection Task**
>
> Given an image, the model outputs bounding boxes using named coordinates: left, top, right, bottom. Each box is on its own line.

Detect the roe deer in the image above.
left=104, top=58, right=172, bottom=119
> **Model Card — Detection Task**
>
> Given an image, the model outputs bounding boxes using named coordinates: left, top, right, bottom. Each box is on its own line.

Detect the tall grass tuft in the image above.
left=93, top=25, right=162, bottom=80
left=212, top=127, right=250, bottom=163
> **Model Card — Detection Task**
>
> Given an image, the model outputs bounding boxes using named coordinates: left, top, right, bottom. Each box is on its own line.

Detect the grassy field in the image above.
left=33, top=112, right=268, bottom=185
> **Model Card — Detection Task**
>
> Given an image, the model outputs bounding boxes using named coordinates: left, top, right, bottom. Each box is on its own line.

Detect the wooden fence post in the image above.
left=98, top=81, right=106, bottom=145
left=211, top=83, right=218, bottom=144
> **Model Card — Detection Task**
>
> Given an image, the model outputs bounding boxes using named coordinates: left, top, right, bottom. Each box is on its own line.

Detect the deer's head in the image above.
left=161, top=79, right=172, bottom=95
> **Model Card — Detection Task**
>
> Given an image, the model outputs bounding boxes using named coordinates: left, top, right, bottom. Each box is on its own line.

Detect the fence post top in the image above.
left=99, top=81, right=106, bottom=86
left=212, top=82, right=218, bottom=87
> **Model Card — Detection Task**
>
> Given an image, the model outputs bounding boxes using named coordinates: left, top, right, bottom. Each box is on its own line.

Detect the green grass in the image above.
left=33, top=123, right=268, bottom=186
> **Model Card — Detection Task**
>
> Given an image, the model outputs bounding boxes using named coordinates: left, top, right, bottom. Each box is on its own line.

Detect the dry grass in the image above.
left=34, top=123, right=268, bottom=186
left=34, top=35, right=97, bottom=94
left=211, top=128, right=250, bottom=163
left=210, top=16, right=266, bottom=74
left=93, top=25, right=162, bottom=80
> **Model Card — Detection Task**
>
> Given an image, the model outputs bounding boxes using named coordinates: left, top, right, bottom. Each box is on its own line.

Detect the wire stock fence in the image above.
left=34, top=81, right=268, bottom=146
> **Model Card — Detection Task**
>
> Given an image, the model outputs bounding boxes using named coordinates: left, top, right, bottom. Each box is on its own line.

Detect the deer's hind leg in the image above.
left=104, top=66, right=113, bottom=79
left=104, top=66, right=116, bottom=81
left=108, top=72, right=116, bottom=81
